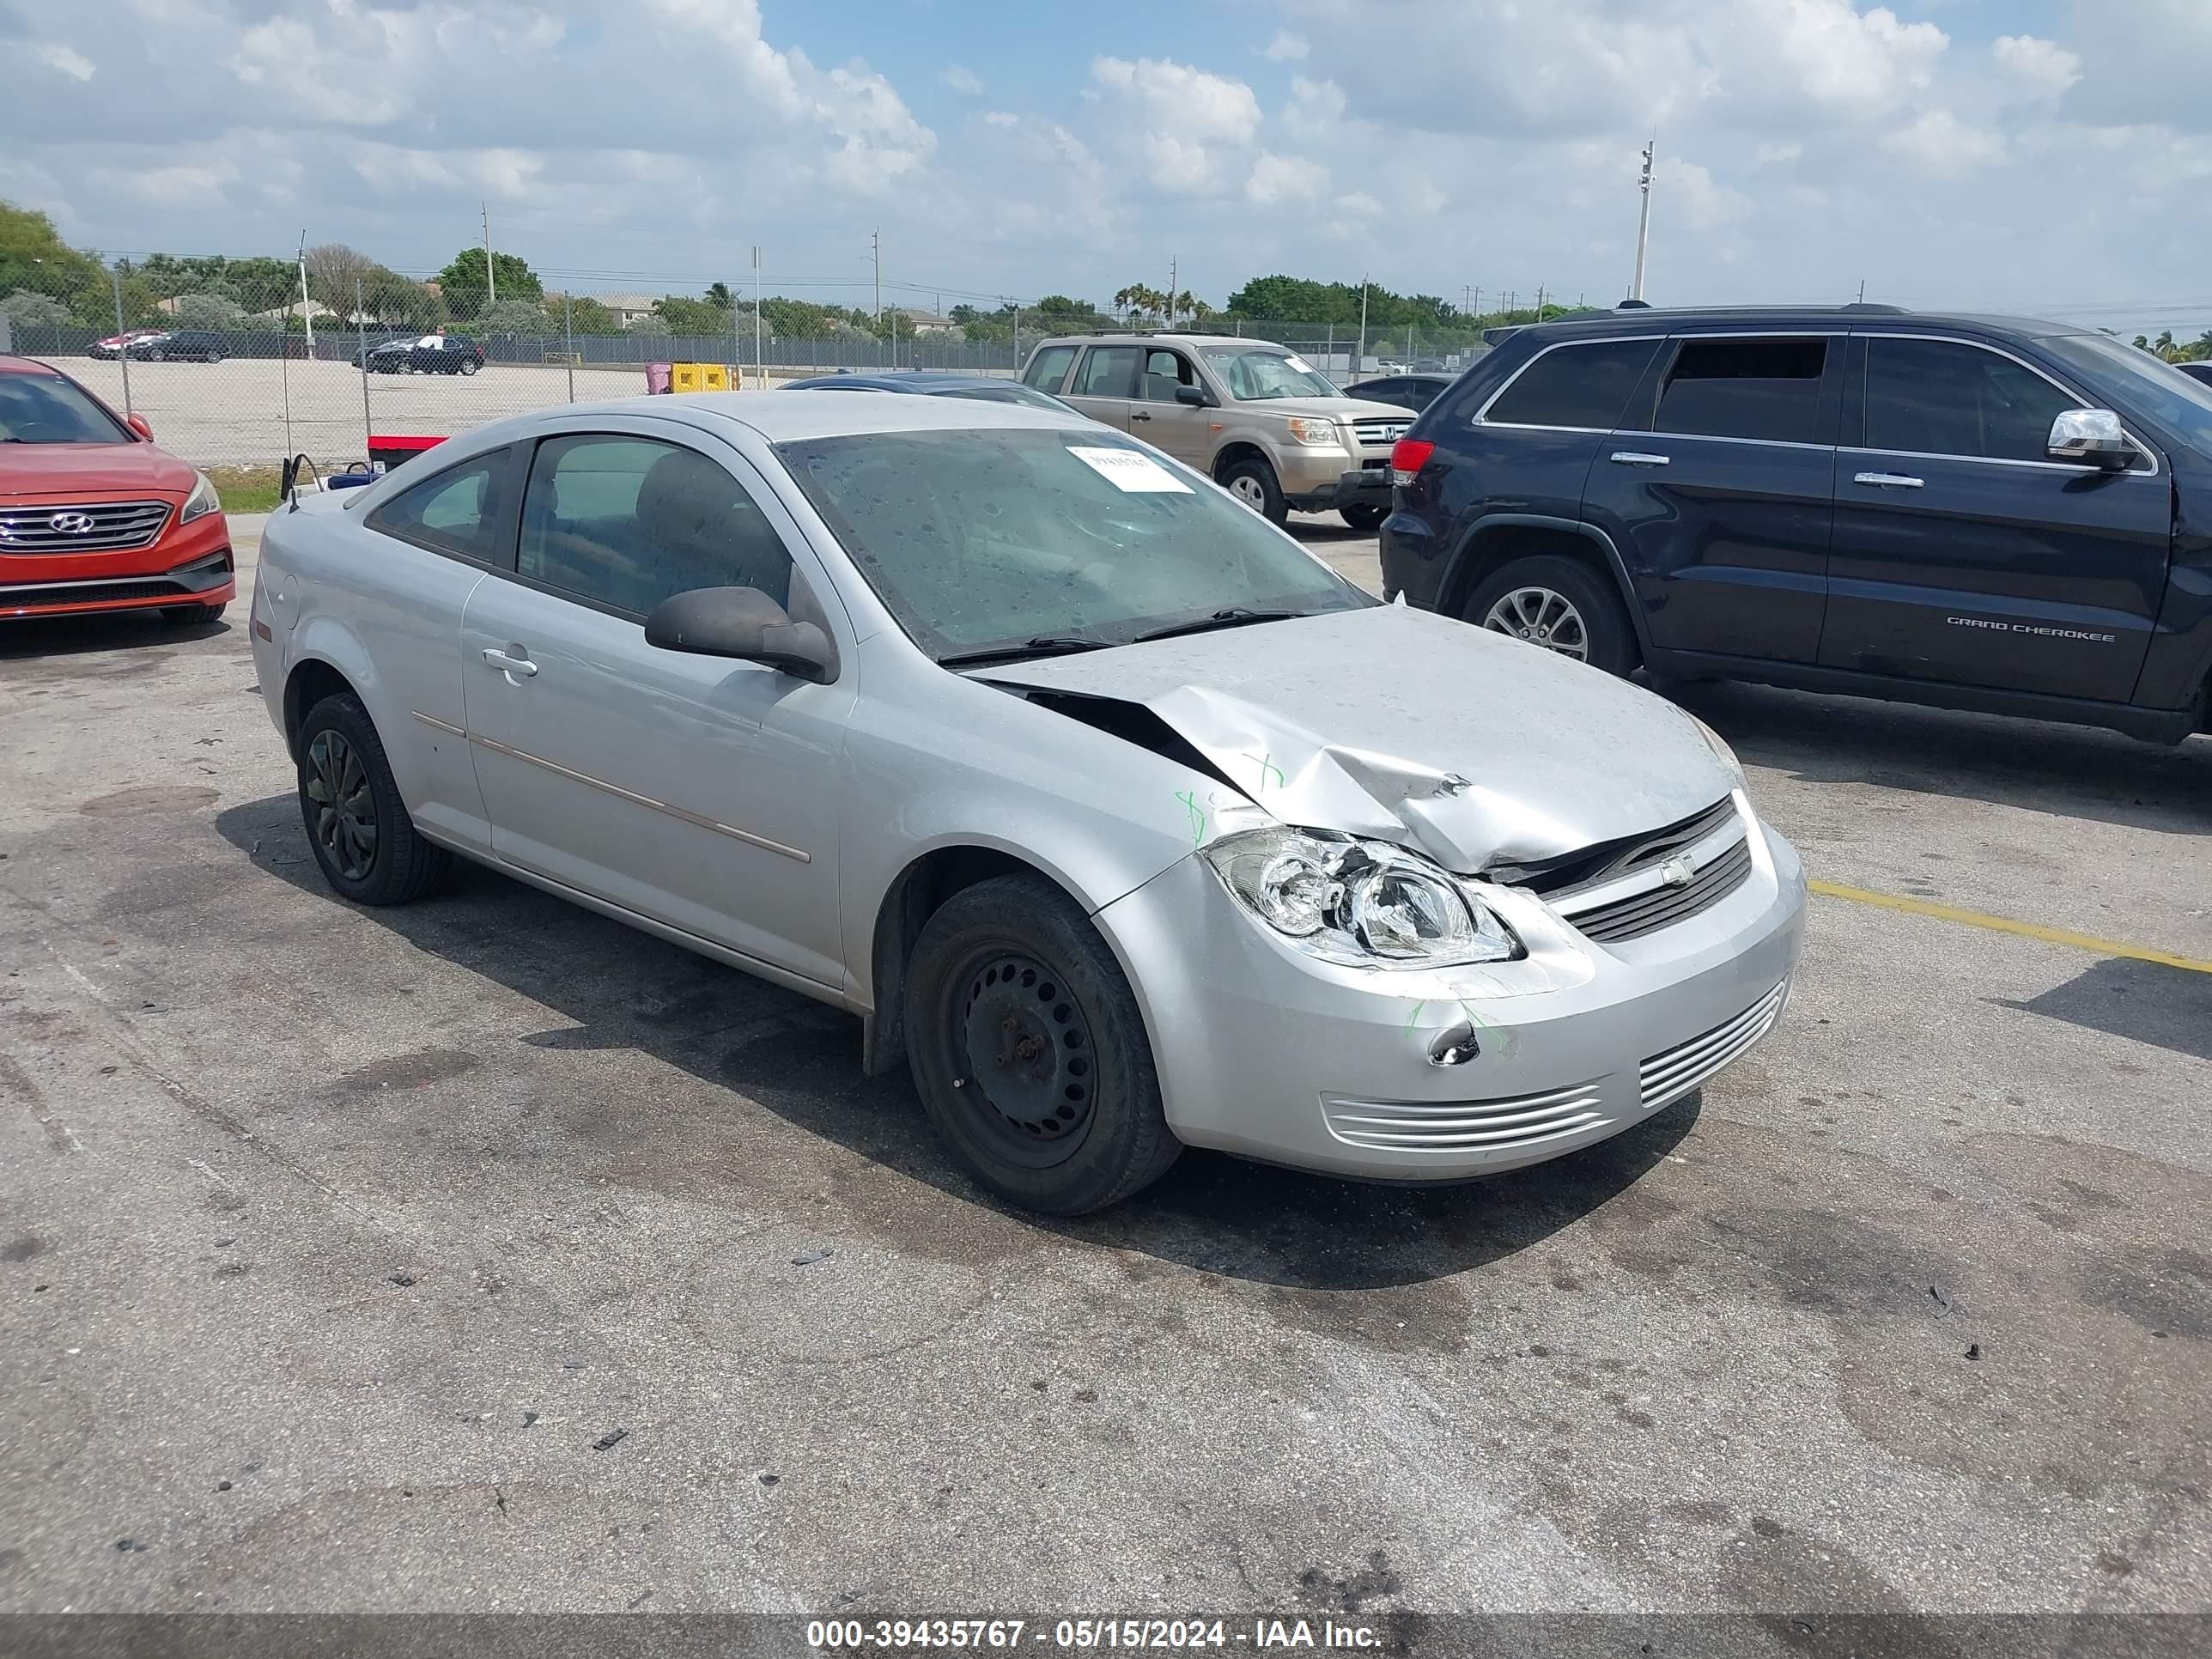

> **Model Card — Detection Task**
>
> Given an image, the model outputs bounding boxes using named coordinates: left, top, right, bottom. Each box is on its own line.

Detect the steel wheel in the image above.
left=304, top=729, right=378, bottom=882
left=1481, top=586, right=1590, bottom=661
left=952, top=949, right=1097, bottom=1170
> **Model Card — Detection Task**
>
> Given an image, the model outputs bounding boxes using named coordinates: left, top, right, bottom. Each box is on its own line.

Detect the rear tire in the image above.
left=903, top=874, right=1180, bottom=1214
left=1463, top=553, right=1640, bottom=678
left=1340, top=503, right=1387, bottom=532
left=295, top=692, right=450, bottom=907
left=459, top=359, right=479, bottom=376
left=1219, top=455, right=1287, bottom=526
left=206, top=350, right=225, bottom=364
left=161, top=602, right=227, bottom=624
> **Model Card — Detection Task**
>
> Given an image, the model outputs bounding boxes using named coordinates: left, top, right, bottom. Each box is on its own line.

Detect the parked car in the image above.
left=362, top=334, right=483, bottom=375
left=0, top=356, right=235, bottom=624
left=125, top=330, right=228, bottom=363
left=1382, top=304, right=2212, bottom=744
left=350, top=334, right=413, bottom=368
left=1020, top=332, right=1412, bottom=530
left=251, top=391, right=1804, bottom=1213
left=88, top=329, right=165, bottom=361
left=779, top=371, right=1080, bottom=414
left=1344, top=372, right=1457, bottom=415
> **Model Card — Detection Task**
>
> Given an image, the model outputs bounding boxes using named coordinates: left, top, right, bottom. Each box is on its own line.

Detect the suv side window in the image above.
left=365, top=447, right=514, bottom=563
left=1863, top=337, right=2081, bottom=465
left=1138, top=348, right=1199, bottom=402
left=1073, top=345, right=1141, bottom=399
left=1482, top=338, right=1664, bottom=430
left=516, top=434, right=791, bottom=617
left=1653, top=338, right=1828, bottom=444
left=1024, top=345, right=1079, bottom=393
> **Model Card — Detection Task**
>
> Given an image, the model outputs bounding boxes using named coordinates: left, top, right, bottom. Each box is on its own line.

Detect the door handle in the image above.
left=1609, top=451, right=1670, bottom=466
left=481, top=647, right=538, bottom=678
left=1130, top=411, right=1152, bottom=422
left=1853, top=471, right=1924, bottom=489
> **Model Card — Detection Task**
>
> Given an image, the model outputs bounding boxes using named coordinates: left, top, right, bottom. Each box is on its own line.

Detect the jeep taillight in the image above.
left=1389, top=438, right=1435, bottom=486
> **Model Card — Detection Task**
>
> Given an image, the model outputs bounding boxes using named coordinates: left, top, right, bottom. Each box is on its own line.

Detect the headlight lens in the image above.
left=1205, top=828, right=1521, bottom=968
left=1688, top=714, right=1745, bottom=787
left=1283, top=416, right=1341, bottom=447
left=179, top=471, right=222, bottom=524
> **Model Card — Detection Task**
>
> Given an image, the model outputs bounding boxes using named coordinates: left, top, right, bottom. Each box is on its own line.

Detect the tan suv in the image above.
left=1019, top=333, right=1414, bottom=528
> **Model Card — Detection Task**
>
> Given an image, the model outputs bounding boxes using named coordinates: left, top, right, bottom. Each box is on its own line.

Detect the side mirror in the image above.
left=2047, top=409, right=2131, bottom=471
left=126, top=414, right=154, bottom=441
left=644, top=586, right=838, bottom=683
left=1173, top=383, right=1211, bottom=408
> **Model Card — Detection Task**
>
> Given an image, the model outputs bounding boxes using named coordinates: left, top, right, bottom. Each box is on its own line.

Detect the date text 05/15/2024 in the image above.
left=805, top=1618, right=1383, bottom=1650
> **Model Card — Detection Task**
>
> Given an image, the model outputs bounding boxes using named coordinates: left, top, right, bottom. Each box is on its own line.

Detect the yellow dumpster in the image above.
left=670, top=362, right=704, bottom=393
left=698, top=362, right=730, bottom=391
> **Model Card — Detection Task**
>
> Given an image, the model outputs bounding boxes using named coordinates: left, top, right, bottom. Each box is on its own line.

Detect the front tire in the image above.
left=1219, top=455, right=1287, bottom=526
left=1464, top=553, right=1640, bottom=678
left=1340, top=503, right=1386, bottom=532
left=904, top=874, right=1181, bottom=1215
left=295, top=692, right=450, bottom=906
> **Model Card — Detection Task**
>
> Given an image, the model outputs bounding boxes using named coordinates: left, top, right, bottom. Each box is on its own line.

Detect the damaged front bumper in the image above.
left=1096, top=805, right=1807, bottom=1182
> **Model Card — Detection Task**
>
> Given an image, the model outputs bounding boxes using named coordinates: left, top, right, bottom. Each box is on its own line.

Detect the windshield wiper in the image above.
left=1130, top=607, right=1307, bottom=644
left=936, top=635, right=1117, bottom=670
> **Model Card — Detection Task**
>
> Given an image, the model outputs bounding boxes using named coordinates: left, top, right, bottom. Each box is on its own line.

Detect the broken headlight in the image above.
left=1203, top=828, right=1522, bottom=968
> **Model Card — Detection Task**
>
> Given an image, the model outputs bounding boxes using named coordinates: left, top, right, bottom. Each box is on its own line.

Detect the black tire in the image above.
left=458, top=358, right=479, bottom=375
left=206, top=350, right=224, bottom=364
left=1463, top=553, right=1640, bottom=678
left=904, top=873, right=1180, bottom=1215
left=1218, top=454, right=1287, bottom=526
left=145, top=348, right=165, bottom=362
left=1340, top=503, right=1387, bottom=532
left=161, top=602, right=227, bottom=624
left=295, top=692, right=450, bottom=906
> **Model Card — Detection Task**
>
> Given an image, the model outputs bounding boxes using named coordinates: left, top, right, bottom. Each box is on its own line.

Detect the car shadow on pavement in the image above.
left=1663, top=677, right=2212, bottom=837
left=1996, top=955, right=2212, bottom=1062
left=216, top=793, right=1694, bottom=1291
left=0, top=611, right=230, bottom=663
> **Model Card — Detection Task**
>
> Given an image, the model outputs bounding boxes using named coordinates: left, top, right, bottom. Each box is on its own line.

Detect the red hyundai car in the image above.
left=0, top=356, right=235, bottom=624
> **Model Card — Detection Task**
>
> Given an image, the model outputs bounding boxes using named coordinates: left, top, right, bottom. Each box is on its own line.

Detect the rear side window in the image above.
left=366, top=447, right=512, bottom=562
left=1024, top=345, right=1078, bottom=392
left=1654, top=338, right=1828, bottom=444
left=1484, top=339, right=1664, bottom=430
left=1073, top=345, right=1141, bottom=398
left=1863, top=337, right=2080, bottom=465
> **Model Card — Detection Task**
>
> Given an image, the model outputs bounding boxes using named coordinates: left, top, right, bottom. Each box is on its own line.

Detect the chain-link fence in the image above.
left=0, top=253, right=1585, bottom=473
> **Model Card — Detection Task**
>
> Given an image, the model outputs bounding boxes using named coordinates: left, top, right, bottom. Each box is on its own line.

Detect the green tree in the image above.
left=705, top=281, right=733, bottom=309
left=0, top=198, right=107, bottom=321
left=551, top=295, right=622, bottom=335
left=435, top=246, right=542, bottom=321
left=1, top=288, right=72, bottom=327
left=652, top=295, right=733, bottom=335
left=172, top=292, right=247, bottom=330
left=477, top=298, right=553, bottom=337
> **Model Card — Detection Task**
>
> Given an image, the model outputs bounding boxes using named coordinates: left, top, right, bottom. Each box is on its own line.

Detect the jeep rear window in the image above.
left=1482, top=339, right=1663, bottom=430
left=1654, top=338, right=1827, bottom=444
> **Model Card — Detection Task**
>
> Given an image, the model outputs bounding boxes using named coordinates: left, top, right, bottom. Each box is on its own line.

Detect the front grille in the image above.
left=1495, top=796, right=1735, bottom=896
left=1321, top=1079, right=1611, bottom=1153
left=1350, top=417, right=1410, bottom=448
left=0, top=500, right=172, bottom=553
left=1, top=578, right=188, bottom=611
left=1639, top=982, right=1788, bottom=1110
left=1569, top=834, right=1754, bottom=945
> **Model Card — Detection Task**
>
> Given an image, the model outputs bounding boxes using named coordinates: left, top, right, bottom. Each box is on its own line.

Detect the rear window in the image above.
left=1483, top=339, right=1663, bottom=430
left=1023, top=345, right=1079, bottom=393
left=1653, top=338, right=1828, bottom=444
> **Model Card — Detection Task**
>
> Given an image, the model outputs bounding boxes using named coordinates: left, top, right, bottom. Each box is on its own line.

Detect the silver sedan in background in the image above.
left=249, top=392, right=1806, bottom=1213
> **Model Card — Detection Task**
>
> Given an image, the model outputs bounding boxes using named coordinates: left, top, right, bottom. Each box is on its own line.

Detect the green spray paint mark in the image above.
left=1175, top=789, right=1206, bottom=846
left=1243, top=750, right=1285, bottom=792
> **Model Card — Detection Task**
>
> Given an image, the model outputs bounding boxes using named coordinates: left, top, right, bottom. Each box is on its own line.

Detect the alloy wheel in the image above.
left=1229, top=473, right=1267, bottom=510
left=1481, top=586, right=1590, bottom=661
left=304, top=729, right=379, bottom=882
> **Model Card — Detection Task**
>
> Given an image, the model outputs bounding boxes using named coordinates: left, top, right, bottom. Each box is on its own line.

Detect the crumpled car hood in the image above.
left=981, top=605, right=1735, bottom=872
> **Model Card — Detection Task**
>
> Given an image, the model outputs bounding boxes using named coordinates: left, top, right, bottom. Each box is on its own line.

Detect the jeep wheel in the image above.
left=1465, top=554, right=1639, bottom=678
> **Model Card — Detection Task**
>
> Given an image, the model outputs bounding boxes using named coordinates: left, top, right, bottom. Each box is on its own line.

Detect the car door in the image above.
left=459, top=421, right=854, bottom=991
left=1820, top=333, right=2169, bottom=701
left=352, top=445, right=520, bottom=854
left=1582, top=332, right=1840, bottom=662
left=1127, top=346, right=1212, bottom=465
left=1059, top=344, right=1142, bottom=431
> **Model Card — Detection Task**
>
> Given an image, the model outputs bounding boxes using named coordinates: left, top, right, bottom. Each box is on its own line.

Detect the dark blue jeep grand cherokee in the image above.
left=1379, top=305, right=2212, bottom=742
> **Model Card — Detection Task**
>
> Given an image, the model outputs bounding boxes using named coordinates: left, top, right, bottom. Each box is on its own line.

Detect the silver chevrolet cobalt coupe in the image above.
left=252, top=392, right=1806, bottom=1213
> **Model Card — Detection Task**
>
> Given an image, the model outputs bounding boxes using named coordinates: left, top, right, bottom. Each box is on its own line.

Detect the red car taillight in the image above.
left=1389, top=438, right=1435, bottom=487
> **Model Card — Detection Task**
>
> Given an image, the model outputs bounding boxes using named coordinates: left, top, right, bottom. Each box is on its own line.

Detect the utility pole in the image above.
left=1167, top=256, right=1177, bottom=326
left=296, top=229, right=313, bottom=353
left=1535, top=284, right=1547, bottom=318
left=483, top=202, right=495, bottom=308
left=1355, top=274, right=1370, bottom=375
left=753, top=246, right=764, bottom=390
left=1472, top=287, right=1481, bottom=320
left=1856, top=278, right=1867, bottom=304
left=1630, top=136, right=1655, bottom=302
left=872, top=228, right=881, bottom=324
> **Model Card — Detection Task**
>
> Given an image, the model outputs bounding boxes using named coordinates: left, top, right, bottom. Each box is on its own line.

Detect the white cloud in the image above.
left=1090, top=56, right=1263, bottom=193
left=1882, top=109, right=2007, bottom=179
left=1247, top=152, right=1328, bottom=205
left=940, top=64, right=983, bottom=96
left=34, top=43, right=96, bottom=82
left=1265, top=32, right=1309, bottom=62
left=1992, top=35, right=2081, bottom=102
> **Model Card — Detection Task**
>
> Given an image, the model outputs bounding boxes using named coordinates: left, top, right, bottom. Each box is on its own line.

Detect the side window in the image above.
left=1073, top=345, right=1141, bottom=399
left=1023, top=345, right=1078, bottom=392
left=1138, top=348, right=1198, bottom=403
left=1484, top=339, right=1665, bottom=430
left=1864, top=338, right=2081, bottom=465
left=365, top=447, right=512, bottom=562
left=1653, top=338, right=1828, bottom=444
left=1405, top=380, right=1445, bottom=411
left=516, top=435, right=792, bottom=617
left=1358, top=380, right=1407, bottom=407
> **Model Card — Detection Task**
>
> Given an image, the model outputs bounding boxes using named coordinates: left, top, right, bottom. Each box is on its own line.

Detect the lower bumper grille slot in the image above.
left=1638, top=981, right=1788, bottom=1109
left=1322, top=1080, right=1611, bottom=1153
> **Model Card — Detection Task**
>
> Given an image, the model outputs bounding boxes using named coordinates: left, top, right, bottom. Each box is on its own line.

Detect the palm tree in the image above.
left=1114, top=283, right=1164, bottom=324
left=2155, top=330, right=2179, bottom=362
left=1187, top=298, right=1215, bottom=328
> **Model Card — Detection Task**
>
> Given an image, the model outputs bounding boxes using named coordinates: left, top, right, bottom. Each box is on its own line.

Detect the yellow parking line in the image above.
left=1807, top=879, right=2212, bottom=975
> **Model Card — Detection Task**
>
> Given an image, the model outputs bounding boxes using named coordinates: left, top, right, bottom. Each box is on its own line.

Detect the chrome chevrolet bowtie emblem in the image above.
left=1660, top=854, right=1698, bottom=889
left=49, top=512, right=97, bottom=535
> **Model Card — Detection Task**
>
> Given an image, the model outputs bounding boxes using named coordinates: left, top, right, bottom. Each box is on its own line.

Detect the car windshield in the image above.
left=774, top=427, right=1372, bottom=659
left=1194, top=347, right=1340, bottom=402
left=0, top=373, right=128, bottom=444
left=2042, top=332, right=2212, bottom=458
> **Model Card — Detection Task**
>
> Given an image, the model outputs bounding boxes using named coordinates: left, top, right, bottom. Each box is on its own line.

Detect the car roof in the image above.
left=1352, top=371, right=1455, bottom=383
left=545, top=388, right=1093, bottom=445
left=1506, top=304, right=2094, bottom=343
left=0, top=356, right=66, bottom=377
left=1034, top=332, right=1295, bottom=352
left=781, top=372, right=1024, bottom=392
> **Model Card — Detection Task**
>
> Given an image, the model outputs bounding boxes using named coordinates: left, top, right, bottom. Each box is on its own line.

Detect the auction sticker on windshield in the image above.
left=1066, top=447, right=1192, bottom=493
left=1285, top=356, right=1316, bottom=373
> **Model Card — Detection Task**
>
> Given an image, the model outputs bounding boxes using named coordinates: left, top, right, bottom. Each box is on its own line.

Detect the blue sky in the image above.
left=7, top=1, right=2212, bottom=337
